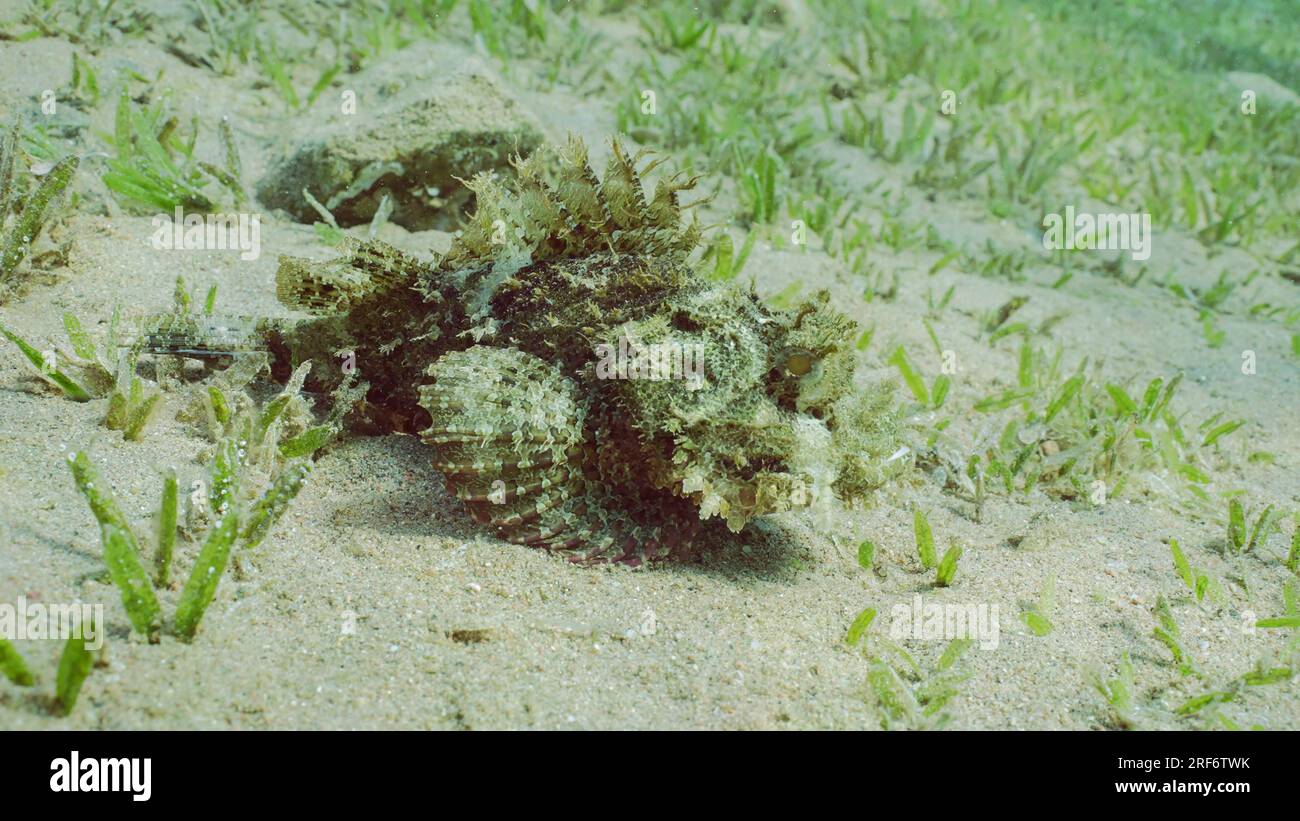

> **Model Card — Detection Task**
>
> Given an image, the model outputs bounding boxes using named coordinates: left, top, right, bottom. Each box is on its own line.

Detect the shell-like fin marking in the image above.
left=417, top=344, right=708, bottom=565
left=277, top=237, right=423, bottom=315
left=418, top=345, right=587, bottom=539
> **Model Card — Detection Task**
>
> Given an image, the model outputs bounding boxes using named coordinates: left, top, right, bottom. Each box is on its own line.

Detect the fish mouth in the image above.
left=680, top=416, right=842, bottom=531
left=696, top=464, right=849, bottom=532
left=682, top=469, right=814, bottom=532
left=684, top=384, right=909, bottom=530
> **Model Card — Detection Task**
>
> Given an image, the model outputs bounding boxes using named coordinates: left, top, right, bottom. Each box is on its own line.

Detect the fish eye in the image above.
left=783, top=349, right=816, bottom=376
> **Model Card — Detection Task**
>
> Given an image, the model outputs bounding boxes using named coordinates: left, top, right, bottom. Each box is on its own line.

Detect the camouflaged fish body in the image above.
left=192, top=138, right=904, bottom=564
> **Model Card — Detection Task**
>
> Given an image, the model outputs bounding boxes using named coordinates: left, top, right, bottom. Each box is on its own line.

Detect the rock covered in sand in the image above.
left=256, top=47, right=544, bottom=231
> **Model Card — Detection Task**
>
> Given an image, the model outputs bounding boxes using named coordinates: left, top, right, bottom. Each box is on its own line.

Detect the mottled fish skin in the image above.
left=151, top=137, right=906, bottom=564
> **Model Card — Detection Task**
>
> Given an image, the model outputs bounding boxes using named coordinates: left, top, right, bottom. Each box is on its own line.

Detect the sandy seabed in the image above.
left=1, top=1, right=1298, bottom=730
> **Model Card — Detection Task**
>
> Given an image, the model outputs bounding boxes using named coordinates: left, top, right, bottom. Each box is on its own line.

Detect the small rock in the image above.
left=257, top=46, right=544, bottom=231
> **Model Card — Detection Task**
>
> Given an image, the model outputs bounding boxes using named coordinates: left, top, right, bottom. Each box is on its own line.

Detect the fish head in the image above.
left=593, top=286, right=905, bottom=531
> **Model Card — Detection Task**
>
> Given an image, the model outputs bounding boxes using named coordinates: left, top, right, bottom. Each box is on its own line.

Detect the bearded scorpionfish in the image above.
left=147, top=137, right=906, bottom=565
